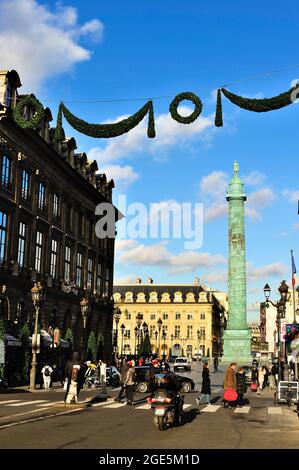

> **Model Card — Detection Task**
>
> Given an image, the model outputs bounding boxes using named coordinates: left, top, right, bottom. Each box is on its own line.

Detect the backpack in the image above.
left=44, top=367, right=50, bottom=377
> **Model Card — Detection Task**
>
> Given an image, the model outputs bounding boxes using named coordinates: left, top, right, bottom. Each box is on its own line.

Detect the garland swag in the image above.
left=55, top=100, right=156, bottom=140
left=215, top=84, right=299, bottom=126
left=13, top=95, right=45, bottom=130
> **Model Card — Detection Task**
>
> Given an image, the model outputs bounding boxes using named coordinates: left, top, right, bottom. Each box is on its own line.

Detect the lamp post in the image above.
left=155, top=330, right=158, bottom=356
left=162, top=330, right=167, bottom=361
left=263, top=280, right=289, bottom=379
left=120, top=324, right=125, bottom=358
left=157, top=318, right=163, bottom=359
left=136, top=313, right=143, bottom=358
left=113, top=308, right=121, bottom=361
left=171, top=334, right=174, bottom=357
left=29, top=282, right=44, bottom=390
left=197, top=330, right=202, bottom=360
left=134, top=326, right=138, bottom=357
left=80, top=297, right=89, bottom=361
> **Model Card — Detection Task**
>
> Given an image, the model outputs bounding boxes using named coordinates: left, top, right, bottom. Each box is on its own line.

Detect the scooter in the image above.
left=149, top=389, right=184, bottom=431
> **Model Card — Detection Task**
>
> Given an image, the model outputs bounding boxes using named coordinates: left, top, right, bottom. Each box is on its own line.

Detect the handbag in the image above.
left=250, top=382, right=258, bottom=392
left=223, top=388, right=238, bottom=401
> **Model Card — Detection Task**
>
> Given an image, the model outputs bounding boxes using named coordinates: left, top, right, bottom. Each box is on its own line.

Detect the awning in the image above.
left=5, top=334, right=22, bottom=347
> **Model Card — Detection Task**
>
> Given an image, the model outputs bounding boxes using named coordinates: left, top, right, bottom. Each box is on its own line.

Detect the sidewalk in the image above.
left=2, top=381, right=63, bottom=393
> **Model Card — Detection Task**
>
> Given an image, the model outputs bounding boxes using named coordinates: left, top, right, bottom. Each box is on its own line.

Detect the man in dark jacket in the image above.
left=115, top=359, right=129, bottom=402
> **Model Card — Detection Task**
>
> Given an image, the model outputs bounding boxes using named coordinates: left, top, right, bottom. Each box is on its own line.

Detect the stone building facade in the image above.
left=0, top=69, right=118, bottom=366
left=113, top=277, right=227, bottom=360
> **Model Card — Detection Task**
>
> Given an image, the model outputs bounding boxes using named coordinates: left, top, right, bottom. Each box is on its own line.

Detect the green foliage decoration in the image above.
left=169, top=91, right=203, bottom=124
left=13, top=95, right=45, bottom=130
left=55, top=100, right=156, bottom=140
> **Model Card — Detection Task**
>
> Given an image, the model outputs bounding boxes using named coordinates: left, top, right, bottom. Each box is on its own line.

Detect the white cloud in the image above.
left=0, top=0, right=104, bottom=91
left=101, top=165, right=138, bottom=190
left=114, top=275, right=137, bottom=285
left=247, top=302, right=260, bottom=312
left=87, top=107, right=214, bottom=165
left=283, top=189, right=299, bottom=203
left=198, top=170, right=275, bottom=223
left=247, top=262, right=287, bottom=281
left=202, top=271, right=227, bottom=284
left=242, top=171, right=265, bottom=186
left=116, top=239, right=226, bottom=275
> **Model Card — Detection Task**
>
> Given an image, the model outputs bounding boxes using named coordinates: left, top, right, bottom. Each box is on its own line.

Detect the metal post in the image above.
left=29, top=305, right=39, bottom=390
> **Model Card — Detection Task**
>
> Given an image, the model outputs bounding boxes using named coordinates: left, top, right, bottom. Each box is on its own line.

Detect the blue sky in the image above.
left=1, top=0, right=299, bottom=321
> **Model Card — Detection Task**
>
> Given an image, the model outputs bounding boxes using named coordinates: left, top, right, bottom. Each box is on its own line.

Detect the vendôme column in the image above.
left=221, top=161, right=252, bottom=363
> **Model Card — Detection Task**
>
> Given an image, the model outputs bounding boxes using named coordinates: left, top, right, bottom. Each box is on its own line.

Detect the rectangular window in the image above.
left=1, top=155, right=10, bottom=187
left=64, top=246, right=71, bottom=282
left=53, top=193, right=60, bottom=219
left=187, top=325, right=193, bottom=339
left=76, top=252, right=83, bottom=286
left=96, top=263, right=102, bottom=293
left=162, top=313, right=168, bottom=320
left=200, top=312, right=205, bottom=320
left=187, top=313, right=193, bottom=320
left=150, top=314, right=156, bottom=320
left=21, top=170, right=29, bottom=199
left=38, top=182, right=46, bottom=211
left=200, top=327, right=205, bottom=338
left=175, top=313, right=181, bottom=320
left=150, top=325, right=155, bottom=338
left=17, top=222, right=26, bottom=267
left=162, top=326, right=168, bottom=338
left=125, top=330, right=131, bottom=339
left=87, top=257, right=93, bottom=290
left=50, top=239, right=58, bottom=278
left=175, top=325, right=180, bottom=339
left=35, top=231, right=43, bottom=273
left=0, top=211, right=8, bottom=260
left=105, top=268, right=110, bottom=295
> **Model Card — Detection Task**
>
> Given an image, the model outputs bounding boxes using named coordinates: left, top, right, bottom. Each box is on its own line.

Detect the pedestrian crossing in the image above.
left=0, top=398, right=295, bottom=417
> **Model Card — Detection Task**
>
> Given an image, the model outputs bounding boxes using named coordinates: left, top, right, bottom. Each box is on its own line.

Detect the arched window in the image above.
left=15, top=300, right=27, bottom=324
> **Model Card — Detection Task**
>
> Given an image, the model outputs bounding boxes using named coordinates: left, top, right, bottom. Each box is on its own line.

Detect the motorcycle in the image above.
left=149, top=389, right=184, bottom=431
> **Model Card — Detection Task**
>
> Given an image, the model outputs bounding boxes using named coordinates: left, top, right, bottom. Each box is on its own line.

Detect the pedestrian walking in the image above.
left=236, top=367, right=247, bottom=407
left=213, top=356, right=219, bottom=373
left=64, top=352, right=85, bottom=404
left=223, top=362, right=237, bottom=408
left=115, top=359, right=129, bottom=402
left=269, top=363, right=277, bottom=390
left=125, top=360, right=136, bottom=405
left=196, top=362, right=211, bottom=405
left=262, top=365, right=269, bottom=389
left=41, top=363, right=53, bottom=390
left=258, top=366, right=265, bottom=391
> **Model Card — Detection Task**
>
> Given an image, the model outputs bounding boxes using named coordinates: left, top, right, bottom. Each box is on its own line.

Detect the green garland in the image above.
left=55, top=100, right=156, bottom=140
left=13, top=95, right=45, bottom=130
left=169, top=92, right=203, bottom=124
left=215, top=89, right=223, bottom=127
left=221, top=84, right=298, bottom=113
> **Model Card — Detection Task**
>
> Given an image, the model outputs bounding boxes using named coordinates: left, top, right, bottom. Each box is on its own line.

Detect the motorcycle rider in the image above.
left=155, top=362, right=184, bottom=423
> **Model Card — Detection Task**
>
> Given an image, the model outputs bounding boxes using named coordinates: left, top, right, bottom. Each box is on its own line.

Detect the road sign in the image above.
left=280, top=320, right=287, bottom=342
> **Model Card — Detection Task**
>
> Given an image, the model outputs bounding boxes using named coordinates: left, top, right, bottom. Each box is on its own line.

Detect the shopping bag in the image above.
left=250, top=383, right=258, bottom=392
left=63, top=379, right=68, bottom=391
left=223, top=388, right=238, bottom=401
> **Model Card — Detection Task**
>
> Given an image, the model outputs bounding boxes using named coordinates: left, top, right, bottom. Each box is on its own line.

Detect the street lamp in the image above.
left=136, top=313, right=143, bottom=358
left=263, top=280, right=289, bottom=378
left=80, top=297, right=89, bottom=361
left=162, top=330, right=167, bottom=361
left=134, top=326, right=138, bottom=357
left=120, top=323, right=126, bottom=358
left=157, top=318, right=163, bottom=358
left=155, top=330, right=158, bottom=355
left=113, top=308, right=121, bottom=361
left=29, top=282, right=44, bottom=390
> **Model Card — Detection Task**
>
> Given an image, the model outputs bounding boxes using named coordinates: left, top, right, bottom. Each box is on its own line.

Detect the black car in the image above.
left=106, top=366, right=121, bottom=387
left=134, top=365, right=194, bottom=394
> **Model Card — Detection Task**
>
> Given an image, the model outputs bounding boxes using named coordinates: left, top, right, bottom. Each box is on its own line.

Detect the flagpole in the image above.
left=291, top=249, right=296, bottom=324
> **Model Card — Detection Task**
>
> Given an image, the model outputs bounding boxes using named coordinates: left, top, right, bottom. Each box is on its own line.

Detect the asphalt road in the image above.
left=0, top=363, right=299, bottom=449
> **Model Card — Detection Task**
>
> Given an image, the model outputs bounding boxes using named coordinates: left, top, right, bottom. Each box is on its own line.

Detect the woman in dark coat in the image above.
left=251, top=365, right=258, bottom=383
left=196, top=362, right=211, bottom=405
left=236, top=367, right=247, bottom=407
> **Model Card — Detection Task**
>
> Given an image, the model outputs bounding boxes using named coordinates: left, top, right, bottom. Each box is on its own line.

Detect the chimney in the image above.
left=147, top=277, right=153, bottom=284
left=194, top=277, right=200, bottom=286
left=135, top=277, right=142, bottom=284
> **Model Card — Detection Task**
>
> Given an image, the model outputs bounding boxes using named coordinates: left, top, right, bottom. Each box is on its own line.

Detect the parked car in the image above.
left=134, top=365, right=194, bottom=394
left=106, top=366, right=121, bottom=388
left=174, top=357, right=191, bottom=372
